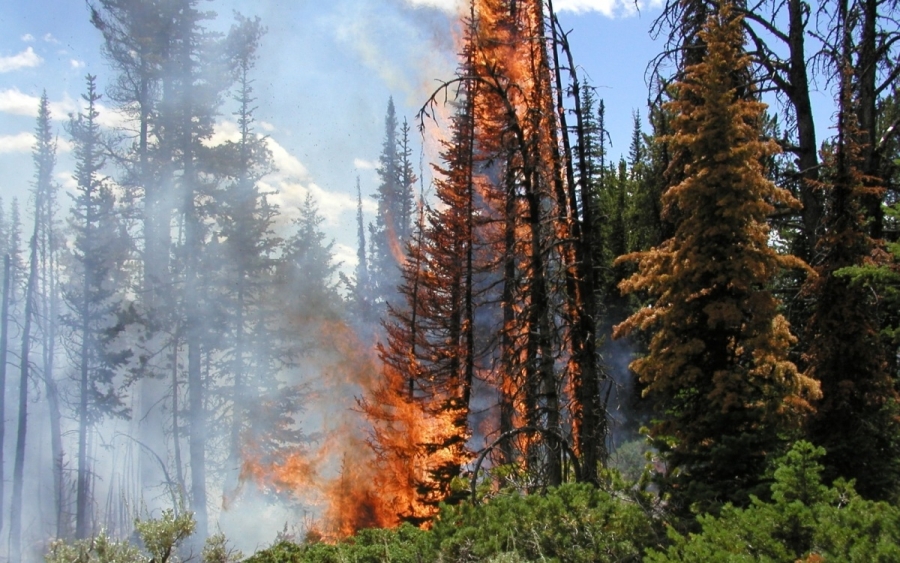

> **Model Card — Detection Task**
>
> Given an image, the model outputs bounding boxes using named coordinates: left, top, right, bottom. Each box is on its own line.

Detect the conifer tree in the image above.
left=377, top=95, right=478, bottom=514
left=90, top=0, right=177, bottom=504
left=64, top=75, right=134, bottom=539
left=370, top=97, right=404, bottom=309
left=285, top=193, right=341, bottom=314
left=614, top=4, right=818, bottom=511
left=11, top=91, right=58, bottom=560
left=213, top=14, right=289, bottom=498
left=397, top=119, right=417, bottom=244
left=166, top=1, right=240, bottom=536
left=8, top=200, right=22, bottom=298
left=802, top=65, right=900, bottom=500
left=341, top=177, right=373, bottom=327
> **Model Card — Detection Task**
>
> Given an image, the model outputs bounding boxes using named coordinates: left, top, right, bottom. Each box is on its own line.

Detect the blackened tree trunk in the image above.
left=10, top=238, right=38, bottom=561
left=0, top=255, right=10, bottom=534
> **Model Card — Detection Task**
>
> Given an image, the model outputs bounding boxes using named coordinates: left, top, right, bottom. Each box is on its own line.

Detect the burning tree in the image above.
left=365, top=0, right=616, bottom=520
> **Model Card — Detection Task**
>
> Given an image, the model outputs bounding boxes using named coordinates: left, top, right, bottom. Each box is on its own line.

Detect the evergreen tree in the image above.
left=397, top=119, right=417, bottom=245
left=63, top=75, right=135, bottom=539
left=11, top=91, right=58, bottom=560
left=370, top=98, right=399, bottom=306
left=166, top=1, right=241, bottom=536
left=340, top=177, right=373, bottom=327
left=375, top=94, right=478, bottom=517
left=8, top=200, right=22, bottom=299
left=90, top=0, right=181, bottom=511
left=371, top=98, right=416, bottom=311
left=285, top=193, right=341, bottom=314
left=614, top=4, right=818, bottom=511
left=803, top=67, right=900, bottom=500
left=212, top=13, right=288, bottom=499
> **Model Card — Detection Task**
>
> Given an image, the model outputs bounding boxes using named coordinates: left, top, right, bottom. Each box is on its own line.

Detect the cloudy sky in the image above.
left=0, top=0, right=665, bottom=270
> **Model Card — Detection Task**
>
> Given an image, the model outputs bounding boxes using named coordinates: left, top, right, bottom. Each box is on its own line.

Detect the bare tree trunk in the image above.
left=551, top=13, right=607, bottom=483
left=499, top=162, right=518, bottom=466
left=10, top=237, right=38, bottom=561
left=75, top=236, right=92, bottom=539
left=0, top=255, right=10, bottom=535
left=172, top=335, right=186, bottom=495
left=42, top=230, right=65, bottom=538
left=787, top=0, right=821, bottom=254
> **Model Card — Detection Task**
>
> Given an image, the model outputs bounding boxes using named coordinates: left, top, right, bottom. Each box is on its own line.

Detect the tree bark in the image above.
left=11, top=237, right=38, bottom=561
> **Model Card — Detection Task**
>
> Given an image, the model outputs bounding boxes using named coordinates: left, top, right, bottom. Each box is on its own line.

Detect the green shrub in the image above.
left=44, top=508, right=196, bottom=563
left=246, top=481, right=662, bottom=563
left=430, top=482, right=659, bottom=562
left=245, top=524, right=432, bottom=563
left=646, top=441, right=900, bottom=562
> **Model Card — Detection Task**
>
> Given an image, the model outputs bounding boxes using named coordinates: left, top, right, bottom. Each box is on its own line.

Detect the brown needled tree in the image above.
left=614, top=2, right=819, bottom=512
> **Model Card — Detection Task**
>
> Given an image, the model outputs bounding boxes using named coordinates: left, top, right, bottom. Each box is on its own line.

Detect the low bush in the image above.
left=646, top=441, right=900, bottom=562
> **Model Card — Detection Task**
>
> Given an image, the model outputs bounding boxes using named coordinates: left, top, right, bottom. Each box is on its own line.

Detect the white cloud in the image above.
left=272, top=180, right=364, bottom=226
left=55, top=171, right=77, bottom=192
left=94, top=102, right=130, bottom=130
left=205, top=120, right=240, bottom=147
left=205, top=124, right=363, bottom=228
left=0, top=88, right=85, bottom=121
left=0, top=47, right=43, bottom=73
left=259, top=121, right=275, bottom=132
left=0, top=132, right=72, bottom=154
left=266, top=137, right=309, bottom=179
left=353, top=158, right=379, bottom=170
left=333, top=242, right=357, bottom=268
left=21, top=34, right=34, bottom=42
left=403, top=0, right=464, bottom=12
left=0, top=132, right=35, bottom=154
left=400, top=0, right=659, bottom=16
left=0, top=88, right=45, bottom=116
left=0, top=88, right=137, bottom=131
left=43, top=33, right=60, bottom=44
left=554, top=0, right=663, bottom=15
left=71, top=59, right=85, bottom=69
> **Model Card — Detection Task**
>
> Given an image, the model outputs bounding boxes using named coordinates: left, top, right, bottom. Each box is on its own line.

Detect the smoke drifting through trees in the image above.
left=1, top=0, right=900, bottom=559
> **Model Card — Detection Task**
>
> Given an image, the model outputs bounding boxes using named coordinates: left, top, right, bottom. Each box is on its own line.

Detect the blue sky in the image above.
left=0, top=0, right=668, bottom=269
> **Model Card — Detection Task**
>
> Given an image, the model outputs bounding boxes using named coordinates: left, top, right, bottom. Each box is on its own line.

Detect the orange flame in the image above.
left=238, top=318, right=469, bottom=539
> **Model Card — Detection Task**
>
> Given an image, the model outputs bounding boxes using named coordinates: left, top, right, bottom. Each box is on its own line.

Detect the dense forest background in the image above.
left=1, top=0, right=900, bottom=561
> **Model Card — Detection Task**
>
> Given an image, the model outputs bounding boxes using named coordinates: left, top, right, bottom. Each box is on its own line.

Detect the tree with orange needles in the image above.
left=369, top=18, right=480, bottom=520
left=614, top=3, right=818, bottom=512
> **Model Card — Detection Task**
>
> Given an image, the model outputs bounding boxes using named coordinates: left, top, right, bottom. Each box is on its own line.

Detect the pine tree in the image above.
left=397, top=119, right=417, bottom=245
left=11, top=91, right=58, bottom=560
left=340, top=177, right=373, bottom=327
left=614, top=3, right=818, bottom=511
left=375, top=94, right=478, bottom=516
left=91, top=0, right=181, bottom=511
left=802, top=63, right=900, bottom=500
left=167, top=1, right=239, bottom=536
left=370, top=97, right=403, bottom=310
left=213, top=13, right=287, bottom=500
left=285, top=193, right=341, bottom=314
left=64, top=75, right=134, bottom=539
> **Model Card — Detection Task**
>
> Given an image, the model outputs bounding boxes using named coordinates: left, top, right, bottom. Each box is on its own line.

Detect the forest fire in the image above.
left=4, top=0, right=899, bottom=558
left=237, top=0, right=605, bottom=534
left=235, top=315, right=467, bottom=538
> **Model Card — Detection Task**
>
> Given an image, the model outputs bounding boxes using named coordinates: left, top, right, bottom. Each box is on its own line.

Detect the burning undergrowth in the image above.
left=237, top=317, right=464, bottom=540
